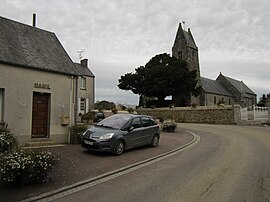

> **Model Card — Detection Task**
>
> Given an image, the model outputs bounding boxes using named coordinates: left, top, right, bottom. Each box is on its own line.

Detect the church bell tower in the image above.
left=172, top=22, right=201, bottom=105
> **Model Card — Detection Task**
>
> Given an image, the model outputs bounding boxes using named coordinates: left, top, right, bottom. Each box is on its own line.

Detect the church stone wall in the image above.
left=205, top=93, right=235, bottom=106
left=137, top=105, right=238, bottom=124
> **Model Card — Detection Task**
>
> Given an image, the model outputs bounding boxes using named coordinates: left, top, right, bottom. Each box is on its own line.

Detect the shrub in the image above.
left=0, top=129, right=18, bottom=153
left=162, top=120, right=177, bottom=132
left=127, top=108, right=134, bottom=113
left=69, top=124, right=88, bottom=144
left=0, top=149, right=58, bottom=184
left=81, top=112, right=95, bottom=121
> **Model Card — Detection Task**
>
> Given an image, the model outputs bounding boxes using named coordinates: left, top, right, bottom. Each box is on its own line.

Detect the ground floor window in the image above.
left=80, top=98, right=86, bottom=111
left=0, top=89, right=4, bottom=122
left=78, top=98, right=89, bottom=114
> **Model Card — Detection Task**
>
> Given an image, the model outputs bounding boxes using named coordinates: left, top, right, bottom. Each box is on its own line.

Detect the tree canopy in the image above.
left=118, top=53, right=201, bottom=105
left=94, top=100, right=115, bottom=110
left=257, top=93, right=270, bottom=107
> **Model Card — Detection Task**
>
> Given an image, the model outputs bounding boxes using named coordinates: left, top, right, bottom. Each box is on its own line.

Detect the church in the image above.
left=172, top=23, right=257, bottom=107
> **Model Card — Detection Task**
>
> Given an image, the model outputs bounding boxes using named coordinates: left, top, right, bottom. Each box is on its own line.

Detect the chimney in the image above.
left=81, top=59, right=88, bottom=68
left=32, top=13, right=36, bottom=27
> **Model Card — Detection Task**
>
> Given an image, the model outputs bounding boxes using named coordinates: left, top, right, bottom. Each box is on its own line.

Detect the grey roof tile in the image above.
left=74, top=63, right=95, bottom=77
left=0, top=16, right=80, bottom=76
left=183, top=31, right=197, bottom=50
left=201, top=77, right=234, bottom=96
left=222, top=75, right=256, bottom=95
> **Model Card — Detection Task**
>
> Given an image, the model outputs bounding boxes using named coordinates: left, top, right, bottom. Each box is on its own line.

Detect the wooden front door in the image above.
left=32, top=92, right=50, bottom=138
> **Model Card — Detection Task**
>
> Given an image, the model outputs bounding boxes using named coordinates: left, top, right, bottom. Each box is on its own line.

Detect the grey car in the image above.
left=81, top=114, right=160, bottom=155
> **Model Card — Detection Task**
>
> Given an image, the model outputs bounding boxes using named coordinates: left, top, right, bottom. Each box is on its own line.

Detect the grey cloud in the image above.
left=1, top=0, right=269, bottom=104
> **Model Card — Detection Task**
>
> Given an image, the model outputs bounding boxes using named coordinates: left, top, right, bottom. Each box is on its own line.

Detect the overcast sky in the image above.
left=1, top=0, right=270, bottom=105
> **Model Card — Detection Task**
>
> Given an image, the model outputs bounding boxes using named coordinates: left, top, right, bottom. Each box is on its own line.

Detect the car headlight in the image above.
left=81, top=130, right=88, bottom=136
left=99, top=133, right=114, bottom=140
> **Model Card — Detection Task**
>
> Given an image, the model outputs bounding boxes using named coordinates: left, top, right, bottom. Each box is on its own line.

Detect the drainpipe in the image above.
left=68, top=76, right=74, bottom=144
left=74, top=76, right=78, bottom=125
left=93, top=77, right=95, bottom=107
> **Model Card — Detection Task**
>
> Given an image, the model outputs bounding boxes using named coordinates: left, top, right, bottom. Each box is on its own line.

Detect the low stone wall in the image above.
left=137, top=105, right=238, bottom=124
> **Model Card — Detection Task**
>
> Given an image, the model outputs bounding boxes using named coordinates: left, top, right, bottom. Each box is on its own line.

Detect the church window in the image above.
left=192, top=51, right=195, bottom=60
left=178, top=51, right=183, bottom=60
left=214, top=96, right=216, bottom=105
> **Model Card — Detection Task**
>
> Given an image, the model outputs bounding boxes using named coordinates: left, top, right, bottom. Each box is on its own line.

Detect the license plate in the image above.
left=84, top=140, right=93, bottom=145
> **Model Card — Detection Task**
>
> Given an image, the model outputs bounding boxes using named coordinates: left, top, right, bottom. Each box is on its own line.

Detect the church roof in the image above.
left=201, top=77, right=233, bottom=96
left=183, top=30, right=197, bottom=50
left=0, top=16, right=80, bottom=76
left=217, top=74, right=256, bottom=96
left=173, top=23, right=198, bottom=51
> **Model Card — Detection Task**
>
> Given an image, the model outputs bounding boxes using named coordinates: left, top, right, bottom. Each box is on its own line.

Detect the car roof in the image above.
left=111, top=114, right=152, bottom=119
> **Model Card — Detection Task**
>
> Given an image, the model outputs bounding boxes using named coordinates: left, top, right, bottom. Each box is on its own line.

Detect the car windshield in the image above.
left=96, top=114, right=133, bottom=129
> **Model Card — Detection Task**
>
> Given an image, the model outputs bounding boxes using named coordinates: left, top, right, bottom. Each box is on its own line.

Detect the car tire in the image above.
left=151, top=135, right=159, bottom=147
left=113, top=140, right=125, bottom=155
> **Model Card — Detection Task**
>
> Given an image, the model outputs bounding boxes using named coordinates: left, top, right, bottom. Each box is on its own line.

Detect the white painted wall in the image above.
left=0, top=63, right=76, bottom=145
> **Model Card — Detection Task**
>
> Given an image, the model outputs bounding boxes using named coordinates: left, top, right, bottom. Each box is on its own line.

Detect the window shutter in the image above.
left=86, top=98, right=89, bottom=113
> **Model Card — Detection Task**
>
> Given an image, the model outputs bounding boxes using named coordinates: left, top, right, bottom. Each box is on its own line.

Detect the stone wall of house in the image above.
left=137, top=105, right=240, bottom=124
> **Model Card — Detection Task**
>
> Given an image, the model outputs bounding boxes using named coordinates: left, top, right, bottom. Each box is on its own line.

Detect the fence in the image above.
left=254, top=106, right=268, bottom=121
left=240, top=105, right=268, bottom=121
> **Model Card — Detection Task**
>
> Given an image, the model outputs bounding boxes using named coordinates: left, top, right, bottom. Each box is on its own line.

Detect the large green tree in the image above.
left=118, top=53, right=201, bottom=106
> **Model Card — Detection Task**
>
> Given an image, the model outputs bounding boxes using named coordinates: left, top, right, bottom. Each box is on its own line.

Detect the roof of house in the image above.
left=201, top=77, right=234, bottom=96
left=221, top=75, right=256, bottom=95
left=74, top=63, right=95, bottom=77
left=0, top=16, right=80, bottom=76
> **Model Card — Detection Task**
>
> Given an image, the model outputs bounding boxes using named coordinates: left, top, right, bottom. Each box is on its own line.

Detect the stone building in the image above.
left=0, top=16, right=95, bottom=145
left=172, top=23, right=256, bottom=107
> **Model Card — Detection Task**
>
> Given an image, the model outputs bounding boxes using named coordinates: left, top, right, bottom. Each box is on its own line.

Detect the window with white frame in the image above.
left=80, top=77, right=86, bottom=90
left=0, top=89, right=4, bottom=121
left=80, top=98, right=86, bottom=111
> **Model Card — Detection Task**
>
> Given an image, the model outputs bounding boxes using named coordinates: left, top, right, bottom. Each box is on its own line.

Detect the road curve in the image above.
left=173, top=123, right=270, bottom=201
left=54, top=124, right=270, bottom=202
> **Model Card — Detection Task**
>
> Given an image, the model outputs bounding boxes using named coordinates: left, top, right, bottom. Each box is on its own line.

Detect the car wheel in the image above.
left=113, top=140, right=125, bottom=155
left=151, top=135, right=159, bottom=147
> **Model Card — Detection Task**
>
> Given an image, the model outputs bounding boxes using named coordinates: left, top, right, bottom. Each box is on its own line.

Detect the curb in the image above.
left=20, top=130, right=200, bottom=202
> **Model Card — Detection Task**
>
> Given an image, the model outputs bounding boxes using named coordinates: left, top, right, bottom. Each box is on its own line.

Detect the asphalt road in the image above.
left=54, top=124, right=270, bottom=202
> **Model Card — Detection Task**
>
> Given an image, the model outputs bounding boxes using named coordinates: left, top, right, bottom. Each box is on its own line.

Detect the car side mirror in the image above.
left=128, top=126, right=134, bottom=132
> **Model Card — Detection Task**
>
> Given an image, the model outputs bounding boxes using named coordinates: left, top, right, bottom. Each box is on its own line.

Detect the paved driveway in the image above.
left=0, top=129, right=193, bottom=202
